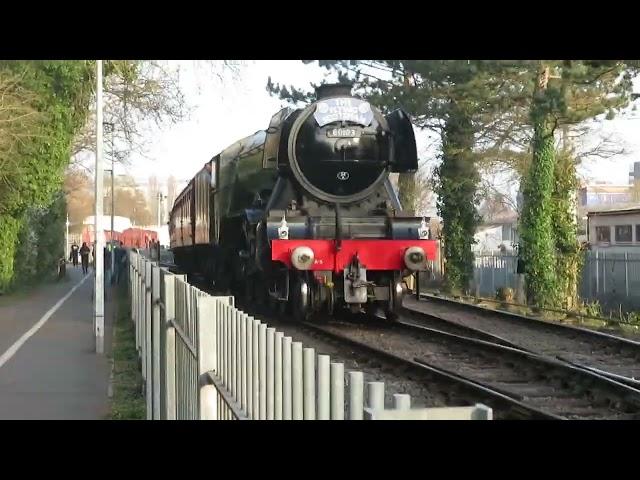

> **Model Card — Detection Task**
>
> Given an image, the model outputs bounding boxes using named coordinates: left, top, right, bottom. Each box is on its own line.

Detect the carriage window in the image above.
left=615, top=225, right=632, bottom=242
left=637, top=225, right=640, bottom=243
left=595, top=226, right=611, bottom=242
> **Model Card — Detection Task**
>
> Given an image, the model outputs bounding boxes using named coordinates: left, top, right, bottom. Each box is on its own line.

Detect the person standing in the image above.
left=79, top=242, right=91, bottom=274
left=112, top=242, right=126, bottom=285
left=69, top=243, right=80, bottom=267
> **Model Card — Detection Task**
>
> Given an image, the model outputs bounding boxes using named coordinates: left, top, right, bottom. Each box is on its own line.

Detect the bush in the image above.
left=0, top=215, right=21, bottom=293
left=496, top=287, right=514, bottom=302
left=3, top=193, right=67, bottom=291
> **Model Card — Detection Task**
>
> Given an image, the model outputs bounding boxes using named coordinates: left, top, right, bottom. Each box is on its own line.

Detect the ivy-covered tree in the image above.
left=0, top=60, right=235, bottom=291
left=0, top=61, right=95, bottom=290
left=518, top=61, right=635, bottom=307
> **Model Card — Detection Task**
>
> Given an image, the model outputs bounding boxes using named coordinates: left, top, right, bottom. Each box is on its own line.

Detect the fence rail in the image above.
left=129, top=250, right=492, bottom=420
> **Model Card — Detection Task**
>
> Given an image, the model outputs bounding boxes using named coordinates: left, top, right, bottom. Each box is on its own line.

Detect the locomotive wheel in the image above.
left=384, top=276, right=405, bottom=321
left=326, top=287, right=335, bottom=316
left=242, top=274, right=255, bottom=305
left=253, top=275, right=268, bottom=307
left=292, top=278, right=311, bottom=322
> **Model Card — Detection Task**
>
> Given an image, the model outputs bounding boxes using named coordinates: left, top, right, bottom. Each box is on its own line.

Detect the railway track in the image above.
left=308, top=318, right=640, bottom=419
left=167, top=267, right=640, bottom=419
left=404, top=294, right=640, bottom=388
left=223, top=299, right=556, bottom=419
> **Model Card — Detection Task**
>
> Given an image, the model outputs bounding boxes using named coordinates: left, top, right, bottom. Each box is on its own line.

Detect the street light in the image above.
left=94, top=60, right=105, bottom=354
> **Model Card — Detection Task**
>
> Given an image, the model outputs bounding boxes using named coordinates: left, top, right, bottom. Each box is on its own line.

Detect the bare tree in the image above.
left=70, top=61, right=187, bottom=169
left=70, top=60, right=249, bottom=173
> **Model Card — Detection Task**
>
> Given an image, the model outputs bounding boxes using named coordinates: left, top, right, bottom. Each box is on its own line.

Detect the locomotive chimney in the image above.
left=315, top=83, right=353, bottom=100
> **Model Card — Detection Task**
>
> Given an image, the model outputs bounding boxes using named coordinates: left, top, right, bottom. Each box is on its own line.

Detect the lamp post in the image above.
left=94, top=60, right=105, bottom=355
left=157, top=192, right=166, bottom=228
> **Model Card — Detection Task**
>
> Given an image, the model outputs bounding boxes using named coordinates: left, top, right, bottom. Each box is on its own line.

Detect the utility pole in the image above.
left=94, top=60, right=105, bottom=355
left=157, top=192, right=166, bottom=227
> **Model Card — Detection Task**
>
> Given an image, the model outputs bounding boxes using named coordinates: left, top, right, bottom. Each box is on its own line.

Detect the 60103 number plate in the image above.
left=326, top=127, right=362, bottom=138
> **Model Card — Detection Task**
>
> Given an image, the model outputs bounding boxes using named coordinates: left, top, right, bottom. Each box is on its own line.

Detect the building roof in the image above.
left=587, top=203, right=640, bottom=216
left=580, top=184, right=631, bottom=193
left=478, top=211, right=518, bottom=227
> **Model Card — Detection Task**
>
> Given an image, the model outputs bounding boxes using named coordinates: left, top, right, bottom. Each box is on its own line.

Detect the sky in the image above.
left=118, top=60, right=640, bottom=197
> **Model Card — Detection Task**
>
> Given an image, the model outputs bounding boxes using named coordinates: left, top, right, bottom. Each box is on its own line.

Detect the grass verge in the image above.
left=108, top=282, right=145, bottom=420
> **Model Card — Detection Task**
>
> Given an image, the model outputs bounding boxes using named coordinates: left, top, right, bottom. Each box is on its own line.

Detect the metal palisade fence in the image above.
left=128, top=250, right=492, bottom=420
left=470, top=251, right=640, bottom=312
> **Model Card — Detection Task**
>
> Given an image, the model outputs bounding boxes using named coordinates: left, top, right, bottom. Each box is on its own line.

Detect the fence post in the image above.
left=138, top=257, right=142, bottom=355
left=491, top=257, right=495, bottom=294
left=317, top=355, right=330, bottom=420
left=131, top=252, right=136, bottom=329
left=367, top=381, right=385, bottom=413
left=274, top=331, right=284, bottom=420
left=136, top=256, right=142, bottom=355
left=240, top=313, right=247, bottom=414
left=259, top=323, right=267, bottom=420
left=227, top=305, right=233, bottom=397
left=197, top=296, right=227, bottom=420
left=303, top=348, right=316, bottom=420
left=505, top=256, right=509, bottom=290
left=266, top=327, right=275, bottom=420
left=222, top=304, right=227, bottom=390
left=584, top=251, right=593, bottom=299
left=140, top=260, right=146, bottom=375
left=472, top=403, right=493, bottom=420
left=163, top=274, right=180, bottom=420
left=152, top=265, right=161, bottom=420
left=330, top=362, right=344, bottom=420
left=252, top=319, right=260, bottom=420
left=292, top=342, right=303, bottom=420
left=625, top=252, right=629, bottom=298
left=393, top=394, right=411, bottom=410
left=145, top=261, right=152, bottom=420
left=231, top=309, right=237, bottom=401
left=603, top=251, right=607, bottom=294
left=348, top=371, right=364, bottom=420
left=235, top=311, right=241, bottom=404
left=282, top=336, right=292, bottom=420
left=245, top=316, right=253, bottom=418
left=596, top=250, right=599, bottom=294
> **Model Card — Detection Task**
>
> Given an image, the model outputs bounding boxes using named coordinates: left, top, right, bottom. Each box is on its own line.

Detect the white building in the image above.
left=83, top=215, right=132, bottom=233
left=474, top=222, right=518, bottom=254
left=587, top=205, right=640, bottom=251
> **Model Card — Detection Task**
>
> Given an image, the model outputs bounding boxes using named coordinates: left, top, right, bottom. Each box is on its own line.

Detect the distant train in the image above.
left=169, top=83, right=437, bottom=320
left=81, top=225, right=158, bottom=249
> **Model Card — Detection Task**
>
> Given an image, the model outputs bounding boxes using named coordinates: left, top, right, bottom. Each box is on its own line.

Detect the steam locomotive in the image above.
left=169, top=83, right=437, bottom=320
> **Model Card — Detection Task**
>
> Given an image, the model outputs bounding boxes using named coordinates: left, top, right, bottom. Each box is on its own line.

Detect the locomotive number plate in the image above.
left=327, top=127, right=362, bottom=138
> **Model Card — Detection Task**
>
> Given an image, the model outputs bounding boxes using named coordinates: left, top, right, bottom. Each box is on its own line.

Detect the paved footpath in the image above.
left=0, top=266, right=114, bottom=419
